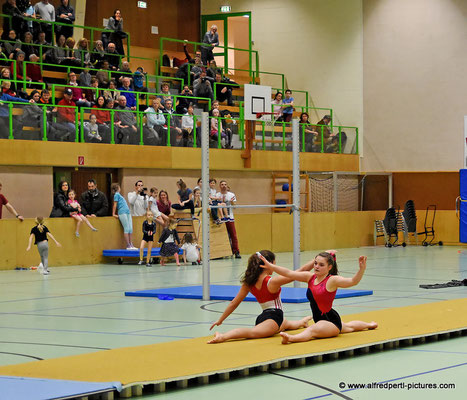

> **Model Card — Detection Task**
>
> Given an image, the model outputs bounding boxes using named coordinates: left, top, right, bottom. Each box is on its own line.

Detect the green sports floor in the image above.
left=0, top=246, right=466, bottom=400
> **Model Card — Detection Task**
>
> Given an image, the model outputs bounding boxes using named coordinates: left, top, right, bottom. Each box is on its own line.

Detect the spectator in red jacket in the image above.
left=53, top=88, right=77, bottom=141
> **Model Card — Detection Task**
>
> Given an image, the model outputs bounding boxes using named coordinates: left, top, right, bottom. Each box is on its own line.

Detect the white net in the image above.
left=309, top=173, right=360, bottom=212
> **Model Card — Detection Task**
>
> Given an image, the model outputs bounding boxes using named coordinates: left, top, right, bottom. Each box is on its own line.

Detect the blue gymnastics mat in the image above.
left=0, top=375, right=121, bottom=400
left=103, top=248, right=183, bottom=257
left=125, top=285, right=373, bottom=303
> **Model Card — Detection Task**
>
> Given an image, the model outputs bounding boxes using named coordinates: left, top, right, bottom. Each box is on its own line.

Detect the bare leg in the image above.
left=280, top=320, right=340, bottom=344
left=341, top=320, right=378, bottom=333
left=174, top=253, right=180, bottom=266
left=123, top=233, right=131, bottom=248
left=146, top=242, right=153, bottom=263
left=208, top=319, right=279, bottom=344
left=128, top=233, right=133, bottom=247
left=82, top=215, right=97, bottom=230
left=139, top=241, right=146, bottom=261
left=71, top=215, right=82, bottom=235
left=280, top=316, right=312, bottom=331
left=161, top=257, right=165, bottom=266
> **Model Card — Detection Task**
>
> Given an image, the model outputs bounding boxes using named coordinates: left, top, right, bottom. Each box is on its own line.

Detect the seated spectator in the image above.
left=104, top=42, right=120, bottom=71
left=38, top=88, right=51, bottom=106
left=74, top=38, right=91, bottom=68
left=144, top=97, right=166, bottom=145
left=181, top=103, right=197, bottom=147
left=1, top=67, right=18, bottom=93
left=34, top=0, right=55, bottom=44
left=175, top=44, right=203, bottom=85
left=79, top=68, right=91, bottom=87
left=55, top=0, right=75, bottom=42
left=10, top=51, right=30, bottom=82
left=157, top=190, right=172, bottom=217
left=26, top=54, right=43, bottom=83
left=214, top=72, right=238, bottom=106
left=193, top=70, right=213, bottom=102
left=282, top=89, right=294, bottom=122
left=2, top=1, right=26, bottom=41
left=209, top=99, right=234, bottom=142
left=50, top=181, right=74, bottom=218
left=50, top=34, right=67, bottom=65
left=64, top=37, right=81, bottom=68
left=162, top=98, right=182, bottom=146
left=91, top=40, right=106, bottom=69
left=2, top=29, right=22, bottom=59
left=83, top=77, right=99, bottom=104
left=96, top=60, right=111, bottom=88
left=114, top=95, right=137, bottom=144
left=114, top=60, right=132, bottom=88
left=210, top=108, right=232, bottom=149
left=79, top=179, right=109, bottom=217
left=67, top=71, right=91, bottom=108
left=104, top=9, right=127, bottom=56
left=206, top=60, right=221, bottom=80
left=83, top=113, right=103, bottom=143
left=299, top=112, right=318, bottom=152
left=176, top=84, right=195, bottom=114
left=272, top=92, right=283, bottom=121
left=52, top=87, right=77, bottom=141
left=313, top=114, right=333, bottom=152
left=171, top=179, right=195, bottom=216
left=19, top=89, right=47, bottom=139
left=102, top=79, right=119, bottom=102
left=90, top=95, right=111, bottom=142
left=0, top=81, right=32, bottom=139
left=156, top=81, right=172, bottom=107
left=21, top=31, right=37, bottom=60
left=118, top=76, right=136, bottom=110
left=133, top=66, right=147, bottom=98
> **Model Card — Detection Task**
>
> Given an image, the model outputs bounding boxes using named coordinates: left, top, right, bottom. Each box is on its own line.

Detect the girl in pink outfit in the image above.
left=67, top=189, right=98, bottom=237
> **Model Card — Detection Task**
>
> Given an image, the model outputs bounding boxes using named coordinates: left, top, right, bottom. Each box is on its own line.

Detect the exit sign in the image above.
left=138, top=1, right=147, bottom=8
left=220, top=6, right=231, bottom=12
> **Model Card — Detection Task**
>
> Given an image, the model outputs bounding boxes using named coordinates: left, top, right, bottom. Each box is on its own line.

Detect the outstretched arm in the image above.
left=26, top=234, right=34, bottom=251
left=5, top=203, right=23, bottom=221
left=46, top=232, right=61, bottom=247
left=328, top=256, right=367, bottom=291
left=260, top=255, right=312, bottom=283
left=209, top=284, right=249, bottom=330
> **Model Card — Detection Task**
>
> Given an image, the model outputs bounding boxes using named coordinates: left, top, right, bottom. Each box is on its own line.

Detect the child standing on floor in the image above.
left=148, top=187, right=169, bottom=227
left=67, top=189, right=97, bottom=237
left=26, top=217, right=61, bottom=275
left=158, top=219, right=181, bottom=266
left=138, top=211, right=156, bottom=267
left=181, top=233, right=201, bottom=265
left=111, top=183, right=136, bottom=249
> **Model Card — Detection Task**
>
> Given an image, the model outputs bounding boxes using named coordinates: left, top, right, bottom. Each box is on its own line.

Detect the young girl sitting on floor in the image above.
left=67, top=189, right=97, bottom=237
left=258, top=251, right=378, bottom=344
left=138, top=211, right=156, bottom=267
left=158, top=219, right=181, bottom=266
left=181, top=233, right=201, bottom=265
left=208, top=250, right=311, bottom=344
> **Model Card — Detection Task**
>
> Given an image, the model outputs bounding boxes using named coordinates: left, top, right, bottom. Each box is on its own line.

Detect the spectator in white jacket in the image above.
left=127, top=180, right=148, bottom=216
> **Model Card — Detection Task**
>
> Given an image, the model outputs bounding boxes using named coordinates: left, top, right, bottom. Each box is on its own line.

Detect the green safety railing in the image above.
left=0, top=13, right=131, bottom=59
left=272, top=87, right=310, bottom=110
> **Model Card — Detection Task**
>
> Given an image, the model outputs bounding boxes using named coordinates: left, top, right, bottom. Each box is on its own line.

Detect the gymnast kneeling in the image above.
left=258, top=251, right=378, bottom=344
left=208, top=250, right=311, bottom=344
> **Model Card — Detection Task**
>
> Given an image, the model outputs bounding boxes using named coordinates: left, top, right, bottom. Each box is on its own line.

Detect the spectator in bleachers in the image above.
left=78, top=68, right=91, bottom=87
left=206, top=60, right=221, bottom=80
left=209, top=99, right=234, bottom=143
left=299, top=112, right=318, bottom=152
left=10, top=50, right=30, bottom=81
left=50, top=34, right=66, bottom=64
left=34, top=0, right=54, bottom=44
left=201, top=25, right=219, bottom=66
left=193, top=69, right=213, bottom=102
left=118, top=76, right=136, bottom=110
left=114, top=60, right=132, bottom=88
left=82, top=113, right=102, bottom=143
left=181, top=103, right=196, bottom=147
left=115, top=95, right=137, bottom=144
left=313, top=114, right=333, bottom=152
left=210, top=108, right=232, bottom=149
left=2, top=1, right=25, bottom=41
left=272, top=91, right=283, bottom=121
left=90, top=95, right=111, bottom=142
left=176, top=84, right=194, bottom=114
left=74, top=38, right=91, bottom=68
left=38, top=88, right=50, bottom=105
left=104, top=42, right=120, bottom=71
left=67, top=71, right=91, bottom=108
left=96, top=60, right=110, bottom=88
left=21, top=31, right=37, bottom=59
left=156, top=81, right=172, bottom=107
left=53, top=87, right=76, bottom=141
left=104, top=9, right=127, bottom=56
left=90, top=39, right=105, bottom=69
left=0, top=80, right=32, bottom=139
left=214, top=72, right=238, bottom=107
left=64, top=37, right=81, bottom=68
left=102, top=79, right=119, bottom=102
left=80, top=179, right=108, bottom=217
left=55, top=0, right=74, bottom=43
left=83, top=77, right=99, bottom=104
left=20, top=89, right=46, bottom=138
left=2, top=29, right=22, bottom=59
left=282, top=89, right=294, bottom=122
left=26, top=53, right=43, bottom=83
left=176, top=45, right=203, bottom=85
left=23, top=1, right=37, bottom=37
left=144, top=97, right=166, bottom=145
left=1, top=67, right=16, bottom=91
left=161, top=98, right=182, bottom=146
left=133, top=67, right=147, bottom=99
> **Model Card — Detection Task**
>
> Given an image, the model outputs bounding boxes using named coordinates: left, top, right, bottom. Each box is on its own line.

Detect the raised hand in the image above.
left=359, top=256, right=367, bottom=270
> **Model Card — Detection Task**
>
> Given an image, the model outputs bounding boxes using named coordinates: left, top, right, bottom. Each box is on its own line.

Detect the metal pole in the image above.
left=292, top=119, right=300, bottom=281
left=201, top=112, right=210, bottom=301
left=388, top=173, right=393, bottom=208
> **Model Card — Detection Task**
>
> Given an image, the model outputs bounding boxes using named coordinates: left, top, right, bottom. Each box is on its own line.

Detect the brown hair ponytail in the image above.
left=241, top=250, right=275, bottom=286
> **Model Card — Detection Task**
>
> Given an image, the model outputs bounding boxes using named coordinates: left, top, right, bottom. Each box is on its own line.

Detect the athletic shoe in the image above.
left=235, top=253, right=241, bottom=259
left=75, top=232, right=80, bottom=238
left=146, top=263, right=151, bottom=267
left=130, top=246, right=138, bottom=250
left=137, top=260, right=144, bottom=265
left=41, top=269, right=49, bottom=275
left=192, top=262, right=197, bottom=265
left=222, top=218, right=229, bottom=222
left=92, top=228, right=98, bottom=232
left=37, top=265, right=44, bottom=273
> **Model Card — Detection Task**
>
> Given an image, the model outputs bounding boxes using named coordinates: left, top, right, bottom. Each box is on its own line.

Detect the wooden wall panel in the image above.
left=84, top=0, right=200, bottom=50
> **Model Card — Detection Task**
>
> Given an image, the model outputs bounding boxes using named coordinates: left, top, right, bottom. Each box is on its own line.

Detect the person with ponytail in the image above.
left=258, top=251, right=378, bottom=344
left=208, top=250, right=311, bottom=344
left=26, top=217, right=61, bottom=275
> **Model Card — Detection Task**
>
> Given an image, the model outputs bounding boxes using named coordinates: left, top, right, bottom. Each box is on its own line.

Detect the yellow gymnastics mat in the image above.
left=0, top=299, right=466, bottom=387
